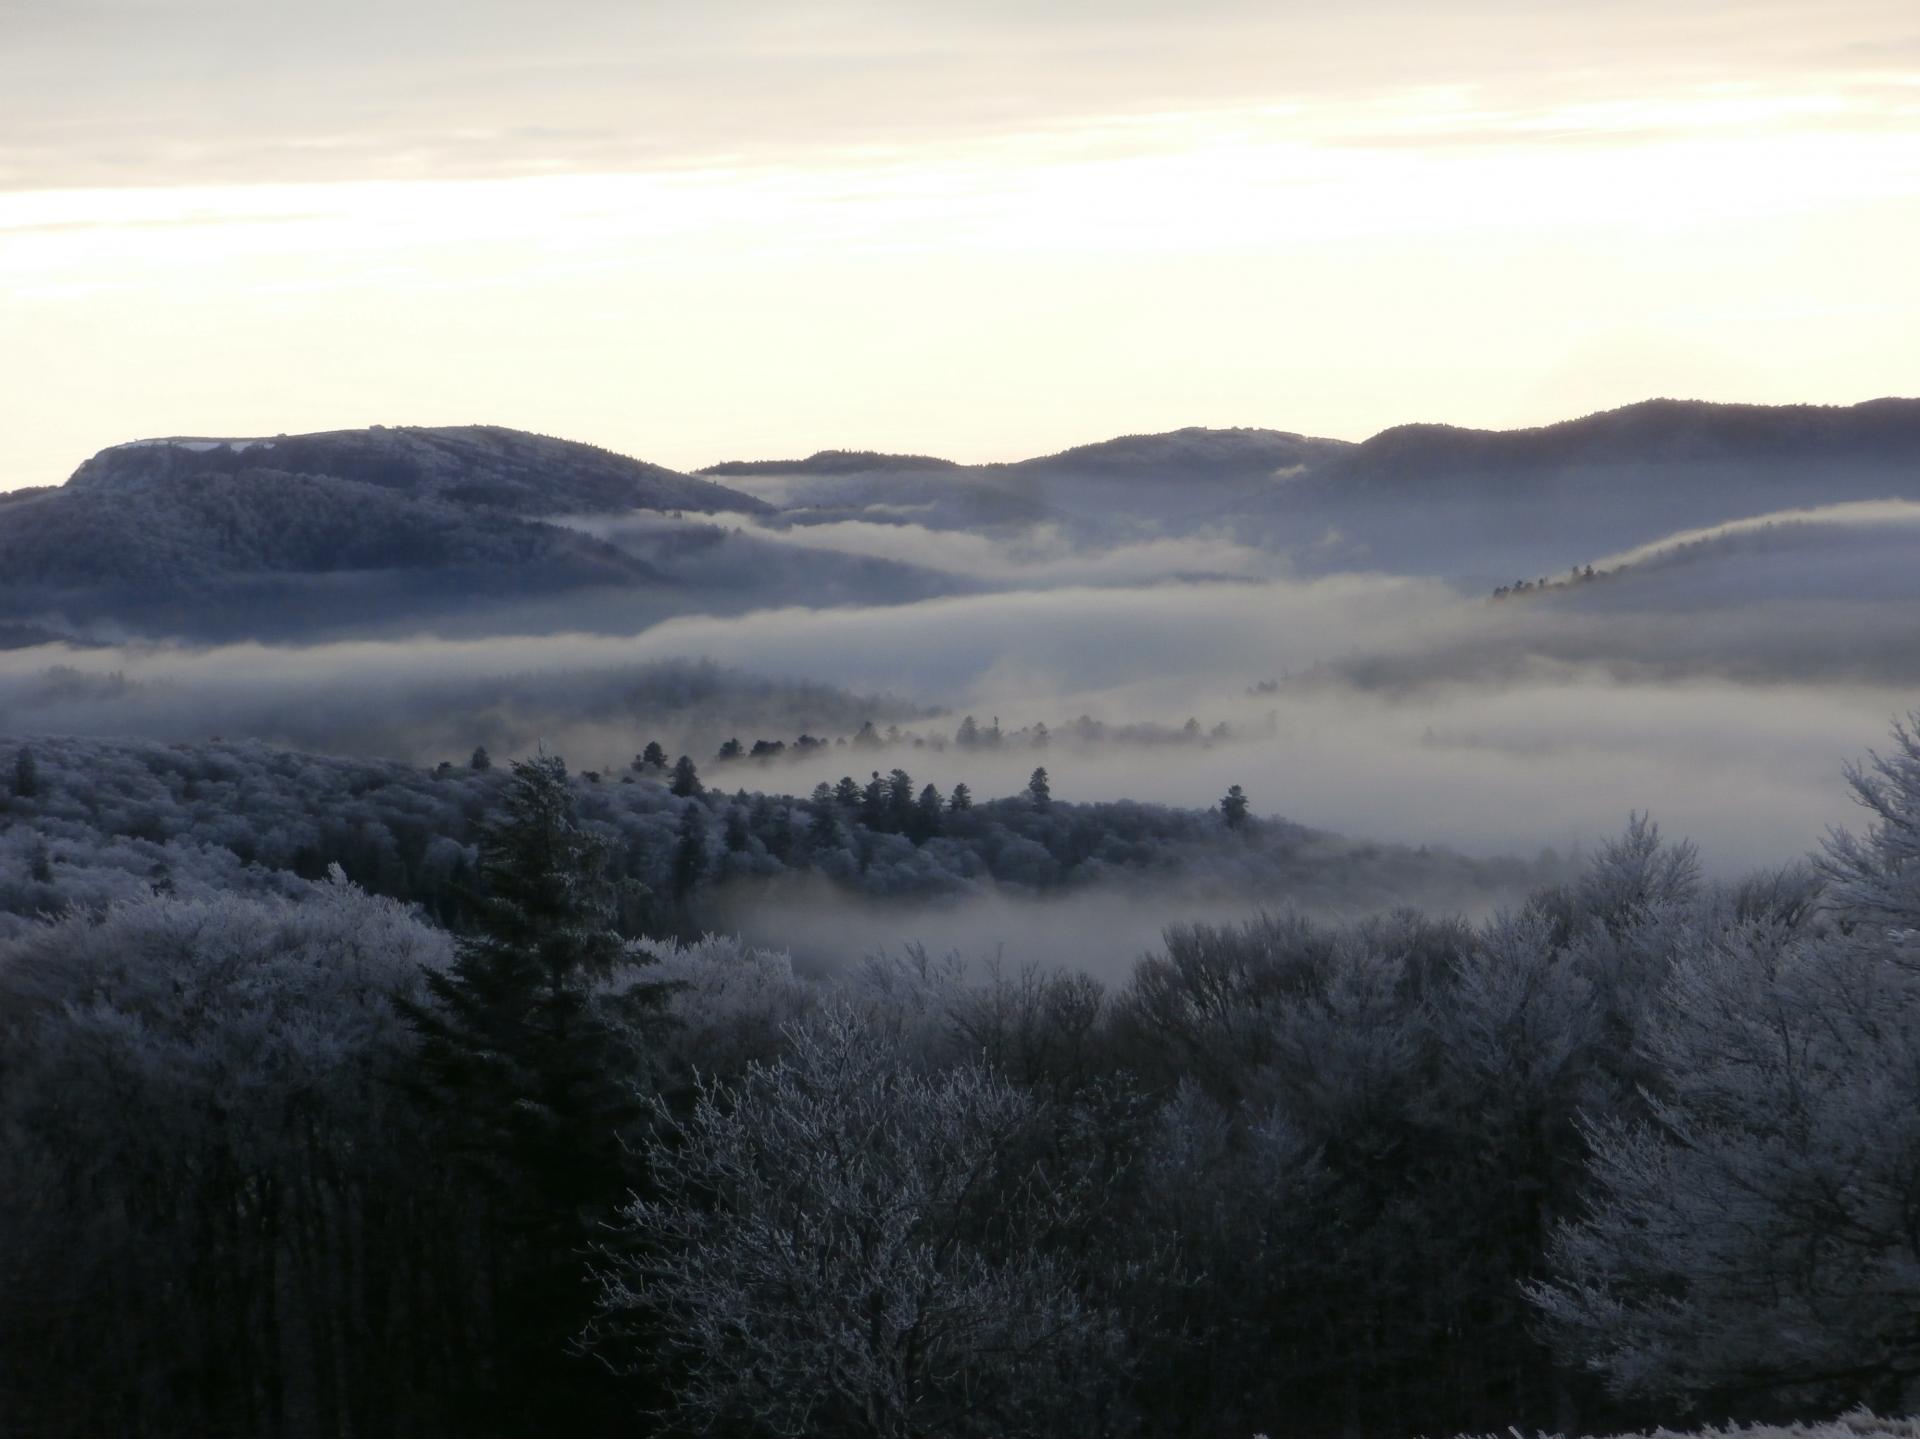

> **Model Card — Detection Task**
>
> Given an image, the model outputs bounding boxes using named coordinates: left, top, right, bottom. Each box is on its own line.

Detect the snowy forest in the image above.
left=3, top=715, right=1919, bottom=1438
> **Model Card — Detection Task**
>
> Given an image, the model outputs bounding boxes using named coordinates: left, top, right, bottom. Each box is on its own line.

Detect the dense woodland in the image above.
left=0, top=734, right=1550, bottom=942
left=1, top=717, right=1919, bottom=1437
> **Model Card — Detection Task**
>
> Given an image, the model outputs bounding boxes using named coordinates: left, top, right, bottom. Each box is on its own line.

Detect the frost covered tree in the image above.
left=1533, top=722, right=1920, bottom=1414
left=1818, top=711, right=1920, bottom=932
left=592, top=1010, right=1130, bottom=1439
left=0, top=879, right=471, bottom=1437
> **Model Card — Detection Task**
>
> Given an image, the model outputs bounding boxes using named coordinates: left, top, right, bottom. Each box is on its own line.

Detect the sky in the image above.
left=4, top=0, right=1919, bottom=490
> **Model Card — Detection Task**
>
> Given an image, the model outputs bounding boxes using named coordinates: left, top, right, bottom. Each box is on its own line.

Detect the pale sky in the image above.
left=4, top=0, right=1919, bottom=489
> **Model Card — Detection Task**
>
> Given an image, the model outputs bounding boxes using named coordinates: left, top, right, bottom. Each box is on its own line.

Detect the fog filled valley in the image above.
left=6, top=400, right=1920, bottom=1438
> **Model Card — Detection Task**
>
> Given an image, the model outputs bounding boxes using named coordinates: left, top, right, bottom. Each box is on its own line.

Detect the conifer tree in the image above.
left=669, top=754, right=704, bottom=797
left=1027, top=766, right=1052, bottom=812
left=397, top=754, right=668, bottom=1429
left=1220, top=784, right=1250, bottom=829
left=11, top=745, right=38, bottom=799
left=469, top=745, right=493, bottom=771
left=914, top=783, right=945, bottom=842
left=672, top=804, right=707, bottom=901
left=949, top=782, right=973, bottom=813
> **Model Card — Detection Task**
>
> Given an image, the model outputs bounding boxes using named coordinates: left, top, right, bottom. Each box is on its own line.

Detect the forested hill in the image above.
left=68, top=426, right=769, bottom=517
left=0, top=734, right=1556, bottom=938
left=0, top=427, right=779, bottom=638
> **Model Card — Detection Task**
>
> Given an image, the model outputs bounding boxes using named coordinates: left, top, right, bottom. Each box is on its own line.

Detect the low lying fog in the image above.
left=7, top=542, right=1915, bottom=873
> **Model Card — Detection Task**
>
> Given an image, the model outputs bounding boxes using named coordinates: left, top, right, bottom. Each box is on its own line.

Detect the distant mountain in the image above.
left=700, top=449, right=961, bottom=477
left=1224, top=397, right=1920, bottom=582
left=1000, top=425, right=1349, bottom=482
left=1315, top=398, right=1920, bottom=498
left=74, top=425, right=770, bottom=517
left=0, top=426, right=774, bottom=639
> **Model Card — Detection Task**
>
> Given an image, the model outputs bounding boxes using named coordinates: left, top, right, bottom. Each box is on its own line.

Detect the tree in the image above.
left=1028, top=767, right=1052, bottom=812
left=949, top=782, right=973, bottom=813
left=1031, top=721, right=1050, bottom=750
left=1220, top=784, right=1250, bottom=829
left=852, top=720, right=882, bottom=750
left=672, top=804, right=707, bottom=901
left=641, top=741, right=667, bottom=770
left=956, top=715, right=981, bottom=749
left=833, top=775, right=862, bottom=810
left=11, top=745, right=38, bottom=799
left=887, top=768, right=916, bottom=830
left=398, top=755, right=668, bottom=1430
left=861, top=771, right=890, bottom=830
left=1533, top=723, right=1920, bottom=1412
left=591, top=1012, right=1129, bottom=1439
left=470, top=745, right=493, bottom=771
left=716, top=737, right=744, bottom=763
left=1819, top=710, right=1920, bottom=930
left=669, top=754, right=704, bottom=798
left=912, top=783, right=944, bottom=842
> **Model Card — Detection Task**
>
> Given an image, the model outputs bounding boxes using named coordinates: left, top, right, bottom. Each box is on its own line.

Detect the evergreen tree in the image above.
left=1220, top=784, right=1250, bottom=829
left=852, top=721, right=882, bottom=750
left=469, top=745, right=493, bottom=771
left=887, top=768, right=916, bottom=829
left=833, top=775, right=862, bottom=809
left=724, top=806, right=752, bottom=853
left=955, top=715, right=981, bottom=749
left=1031, top=722, right=1050, bottom=750
left=949, top=782, right=973, bottom=813
left=716, top=738, right=745, bottom=763
left=11, top=745, right=38, bottom=799
left=1027, top=767, right=1052, bottom=812
left=670, top=755, right=704, bottom=798
left=672, top=804, right=707, bottom=902
left=914, top=783, right=945, bottom=842
left=861, top=771, right=890, bottom=831
left=641, top=741, right=667, bottom=770
left=397, top=754, right=668, bottom=1431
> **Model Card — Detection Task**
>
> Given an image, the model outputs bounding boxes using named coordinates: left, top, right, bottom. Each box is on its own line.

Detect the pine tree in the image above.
left=672, top=804, right=707, bottom=901
left=833, top=775, right=862, bottom=809
left=716, top=738, right=744, bottom=763
left=397, top=754, right=668, bottom=1428
left=949, top=782, right=973, bottom=813
left=1027, top=767, right=1052, bottom=812
left=641, top=740, right=667, bottom=770
left=1220, top=784, right=1250, bottom=829
left=887, top=768, right=916, bottom=829
left=670, top=754, right=704, bottom=797
left=11, top=745, right=38, bottom=799
left=914, top=783, right=945, bottom=842
left=469, top=745, right=493, bottom=771
left=955, top=715, right=981, bottom=749
left=861, top=771, right=890, bottom=830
